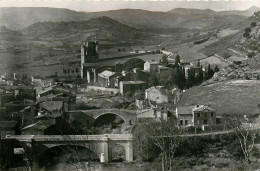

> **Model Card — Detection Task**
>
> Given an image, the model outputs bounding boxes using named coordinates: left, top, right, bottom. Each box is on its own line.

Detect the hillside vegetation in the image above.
left=0, top=7, right=248, bottom=31
left=22, top=16, right=149, bottom=42
left=177, top=80, right=260, bottom=115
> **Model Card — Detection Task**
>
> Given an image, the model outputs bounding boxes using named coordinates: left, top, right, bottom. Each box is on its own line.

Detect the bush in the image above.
left=245, top=27, right=252, bottom=33
left=243, top=32, right=250, bottom=38
left=122, top=58, right=145, bottom=71
left=251, top=22, right=257, bottom=27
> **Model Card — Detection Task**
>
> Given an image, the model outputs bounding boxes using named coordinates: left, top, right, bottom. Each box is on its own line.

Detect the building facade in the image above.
left=176, top=105, right=216, bottom=127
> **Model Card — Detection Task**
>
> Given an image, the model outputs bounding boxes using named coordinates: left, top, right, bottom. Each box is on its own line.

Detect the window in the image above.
left=197, top=120, right=200, bottom=124
left=180, top=120, right=183, bottom=125
left=185, top=120, right=188, bottom=125
left=129, top=120, right=132, bottom=125
left=204, top=113, right=208, bottom=117
left=211, top=112, right=214, bottom=116
left=197, top=113, right=200, bottom=117
left=203, top=119, right=208, bottom=124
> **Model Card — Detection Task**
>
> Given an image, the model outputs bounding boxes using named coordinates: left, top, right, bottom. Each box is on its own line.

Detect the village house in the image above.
left=184, top=65, right=201, bottom=78
left=145, top=86, right=169, bottom=104
left=144, top=60, right=159, bottom=73
left=39, top=100, right=65, bottom=114
left=119, top=81, right=146, bottom=96
left=0, top=121, right=19, bottom=138
left=97, top=70, right=118, bottom=88
left=176, top=105, right=216, bottom=127
left=21, top=120, right=55, bottom=135
left=137, top=107, right=168, bottom=121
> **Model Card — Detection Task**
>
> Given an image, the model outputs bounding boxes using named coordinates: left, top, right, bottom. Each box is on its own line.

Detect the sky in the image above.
left=1, top=0, right=260, bottom=12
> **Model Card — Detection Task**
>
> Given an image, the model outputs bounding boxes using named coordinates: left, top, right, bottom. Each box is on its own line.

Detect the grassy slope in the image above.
left=177, top=80, right=260, bottom=115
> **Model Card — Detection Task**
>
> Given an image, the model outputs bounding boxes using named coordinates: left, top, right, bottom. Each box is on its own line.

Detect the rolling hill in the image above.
left=0, top=7, right=247, bottom=31
left=168, top=8, right=218, bottom=16
left=0, top=7, right=89, bottom=30
left=177, top=80, right=260, bottom=115
left=219, top=6, right=260, bottom=17
left=22, top=16, right=150, bottom=43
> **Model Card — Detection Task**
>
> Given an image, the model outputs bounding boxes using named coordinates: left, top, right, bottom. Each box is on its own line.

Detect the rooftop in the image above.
left=120, top=81, right=146, bottom=84
left=98, top=70, right=115, bottom=78
left=40, top=101, right=63, bottom=112
left=176, top=106, right=193, bottom=115
left=21, top=120, right=55, bottom=131
left=0, top=121, right=18, bottom=128
left=193, top=105, right=215, bottom=112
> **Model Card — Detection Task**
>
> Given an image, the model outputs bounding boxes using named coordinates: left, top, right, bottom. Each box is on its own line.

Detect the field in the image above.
left=177, top=80, right=260, bottom=115
left=199, top=56, right=230, bottom=69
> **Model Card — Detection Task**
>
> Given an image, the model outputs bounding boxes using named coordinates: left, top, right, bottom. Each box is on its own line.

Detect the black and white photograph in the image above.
left=0, top=0, right=260, bottom=170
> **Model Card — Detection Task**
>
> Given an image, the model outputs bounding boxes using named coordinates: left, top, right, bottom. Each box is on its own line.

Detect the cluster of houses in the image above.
left=0, top=41, right=252, bottom=139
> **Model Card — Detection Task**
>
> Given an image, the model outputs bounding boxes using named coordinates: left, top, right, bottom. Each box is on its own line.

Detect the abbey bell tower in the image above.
left=81, top=41, right=100, bottom=82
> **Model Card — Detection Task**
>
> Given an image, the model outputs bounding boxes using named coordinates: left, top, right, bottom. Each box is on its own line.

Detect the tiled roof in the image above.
left=193, top=105, right=215, bottom=112
left=21, top=120, right=55, bottom=131
left=0, top=121, right=18, bottom=128
left=145, top=86, right=167, bottom=95
left=120, top=81, right=145, bottom=84
left=177, top=106, right=193, bottom=115
left=40, top=101, right=63, bottom=112
left=98, top=70, right=115, bottom=78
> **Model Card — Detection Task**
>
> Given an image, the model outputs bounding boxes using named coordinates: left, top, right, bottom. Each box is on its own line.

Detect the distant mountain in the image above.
left=168, top=6, right=260, bottom=17
left=0, top=7, right=89, bottom=30
left=0, top=7, right=248, bottom=31
left=22, top=16, right=149, bottom=42
left=86, top=8, right=245, bottom=30
left=168, top=8, right=218, bottom=16
left=219, top=6, right=260, bottom=16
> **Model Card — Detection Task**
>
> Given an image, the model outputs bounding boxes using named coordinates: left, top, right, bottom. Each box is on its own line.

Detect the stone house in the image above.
left=184, top=65, right=201, bottom=78
left=137, top=108, right=168, bottom=121
left=0, top=121, right=19, bottom=138
left=145, top=86, right=169, bottom=104
left=144, top=61, right=159, bottom=73
left=176, top=105, right=216, bottom=127
left=119, top=81, right=146, bottom=96
left=97, top=70, right=118, bottom=88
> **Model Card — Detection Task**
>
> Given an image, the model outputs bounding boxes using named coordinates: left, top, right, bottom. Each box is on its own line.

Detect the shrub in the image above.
left=251, top=22, right=257, bottom=27
left=243, top=32, right=250, bottom=38
left=245, top=27, right=252, bottom=33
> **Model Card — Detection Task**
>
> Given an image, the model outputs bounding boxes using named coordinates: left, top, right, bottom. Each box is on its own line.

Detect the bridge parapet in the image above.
left=106, top=134, right=134, bottom=141
left=32, top=135, right=109, bottom=142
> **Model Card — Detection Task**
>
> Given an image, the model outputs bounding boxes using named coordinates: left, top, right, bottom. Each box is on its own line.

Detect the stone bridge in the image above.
left=67, top=108, right=137, bottom=127
left=3, top=134, right=134, bottom=167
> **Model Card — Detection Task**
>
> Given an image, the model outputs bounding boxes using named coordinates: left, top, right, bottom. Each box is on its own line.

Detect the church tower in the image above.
left=81, top=41, right=99, bottom=80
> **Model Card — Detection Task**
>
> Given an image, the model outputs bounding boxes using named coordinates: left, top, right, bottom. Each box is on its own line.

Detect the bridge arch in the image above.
left=94, top=112, right=128, bottom=124
left=37, top=144, right=99, bottom=168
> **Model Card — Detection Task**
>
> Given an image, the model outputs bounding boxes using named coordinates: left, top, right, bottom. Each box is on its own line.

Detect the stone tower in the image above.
left=81, top=41, right=100, bottom=82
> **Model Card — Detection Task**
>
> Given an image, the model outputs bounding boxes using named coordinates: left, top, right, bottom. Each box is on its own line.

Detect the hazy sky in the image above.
left=1, top=0, right=260, bottom=12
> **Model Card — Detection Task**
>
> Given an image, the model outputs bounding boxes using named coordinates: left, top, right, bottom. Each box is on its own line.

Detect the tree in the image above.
left=161, top=55, right=168, bottom=67
left=243, top=32, right=250, bottom=38
left=122, top=58, right=145, bottom=71
left=175, top=54, right=181, bottom=66
left=251, top=22, right=257, bottom=27
left=223, top=114, right=258, bottom=163
left=197, top=59, right=200, bottom=67
left=143, top=119, right=184, bottom=171
left=186, top=69, right=192, bottom=89
left=198, top=65, right=204, bottom=83
left=214, top=65, right=220, bottom=73
left=134, top=90, right=145, bottom=100
left=148, top=75, right=159, bottom=87
left=245, top=27, right=252, bottom=33
left=207, top=64, right=214, bottom=79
